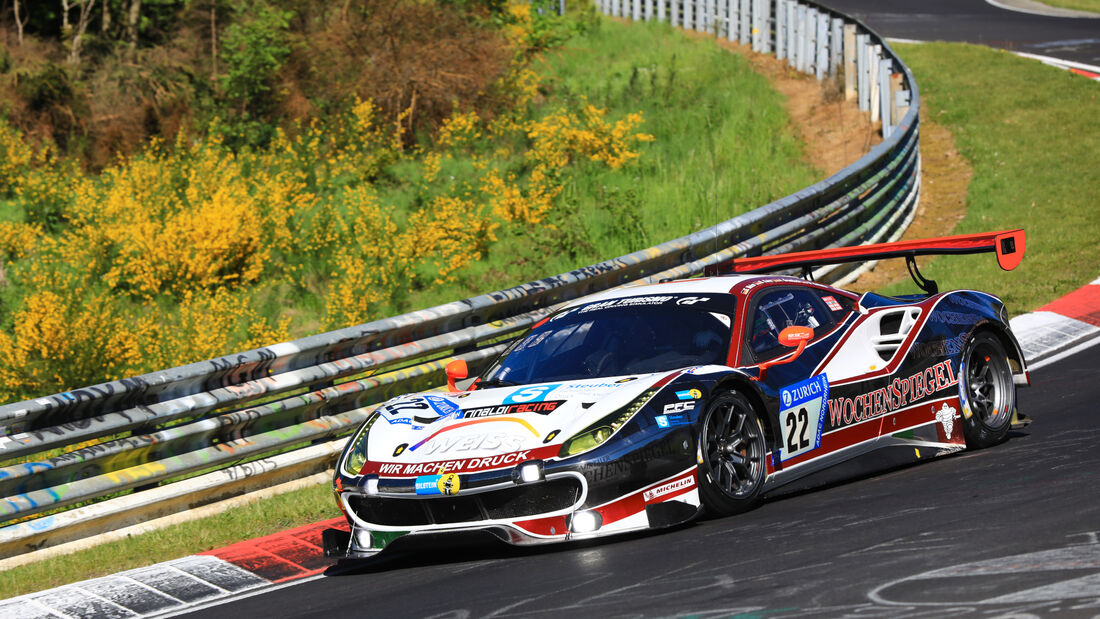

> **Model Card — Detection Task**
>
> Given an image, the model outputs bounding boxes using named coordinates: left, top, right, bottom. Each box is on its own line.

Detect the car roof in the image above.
left=567, top=274, right=811, bottom=307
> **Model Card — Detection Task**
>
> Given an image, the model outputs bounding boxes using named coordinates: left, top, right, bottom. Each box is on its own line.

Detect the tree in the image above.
left=62, top=0, right=97, bottom=64
left=13, top=0, right=29, bottom=45
left=125, top=0, right=140, bottom=49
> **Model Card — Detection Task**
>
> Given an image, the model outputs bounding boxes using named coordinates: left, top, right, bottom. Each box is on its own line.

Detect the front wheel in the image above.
left=960, top=332, right=1015, bottom=449
left=697, top=391, right=767, bottom=517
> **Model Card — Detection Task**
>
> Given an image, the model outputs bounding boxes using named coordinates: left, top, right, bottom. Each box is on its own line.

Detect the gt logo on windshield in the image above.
left=676, top=296, right=710, bottom=305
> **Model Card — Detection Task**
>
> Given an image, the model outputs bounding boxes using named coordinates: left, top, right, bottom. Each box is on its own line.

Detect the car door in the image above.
left=741, top=285, right=863, bottom=472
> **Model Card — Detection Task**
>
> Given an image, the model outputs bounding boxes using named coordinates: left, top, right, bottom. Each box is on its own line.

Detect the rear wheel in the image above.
left=697, top=391, right=767, bottom=516
left=960, top=332, right=1015, bottom=449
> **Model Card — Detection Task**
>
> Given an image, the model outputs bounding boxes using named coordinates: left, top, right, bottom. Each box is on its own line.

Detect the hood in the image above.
left=365, top=373, right=668, bottom=470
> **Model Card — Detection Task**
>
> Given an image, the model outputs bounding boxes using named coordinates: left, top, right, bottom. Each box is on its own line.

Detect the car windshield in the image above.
left=481, top=298, right=733, bottom=385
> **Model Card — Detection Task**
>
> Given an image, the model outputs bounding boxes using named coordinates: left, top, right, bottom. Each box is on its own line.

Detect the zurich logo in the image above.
left=782, top=391, right=792, bottom=407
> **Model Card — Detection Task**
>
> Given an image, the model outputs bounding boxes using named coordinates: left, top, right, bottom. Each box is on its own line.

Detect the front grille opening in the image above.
left=348, top=477, right=582, bottom=527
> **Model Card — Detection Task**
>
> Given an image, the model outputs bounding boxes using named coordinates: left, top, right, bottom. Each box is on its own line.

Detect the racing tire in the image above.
left=959, top=332, right=1015, bottom=449
left=697, top=391, right=767, bottom=517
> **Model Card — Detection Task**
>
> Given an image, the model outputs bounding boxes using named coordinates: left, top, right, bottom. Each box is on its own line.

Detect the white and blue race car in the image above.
left=324, top=231, right=1031, bottom=558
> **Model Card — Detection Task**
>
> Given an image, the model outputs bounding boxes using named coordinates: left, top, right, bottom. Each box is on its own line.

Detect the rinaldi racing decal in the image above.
left=779, top=373, right=829, bottom=461
left=463, top=400, right=564, bottom=418
left=827, top=360, right=957, bottom=428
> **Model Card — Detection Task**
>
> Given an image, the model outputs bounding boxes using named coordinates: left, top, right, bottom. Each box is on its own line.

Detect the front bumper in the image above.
left=333, top=470, right=589, bottom=557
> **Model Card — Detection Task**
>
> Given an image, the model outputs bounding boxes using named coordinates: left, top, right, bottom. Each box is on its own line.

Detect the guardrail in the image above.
left=0, top=0, right=920, bottom=562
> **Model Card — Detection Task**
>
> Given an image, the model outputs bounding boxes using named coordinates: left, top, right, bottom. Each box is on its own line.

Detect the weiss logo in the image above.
left=420, top=432, right=525, bottom=455
left=936, top=403, right=957, bottom=436
left=643, top=476, right=695, bottom=502
left=676, top=296, right=710, bottom=305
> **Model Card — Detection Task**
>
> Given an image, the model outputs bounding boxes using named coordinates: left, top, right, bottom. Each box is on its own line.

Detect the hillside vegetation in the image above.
left=0, top=4, right=819, bottom=403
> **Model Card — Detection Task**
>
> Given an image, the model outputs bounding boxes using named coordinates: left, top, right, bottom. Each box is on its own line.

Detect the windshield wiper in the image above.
left=477, top=377, right=519, bottom=389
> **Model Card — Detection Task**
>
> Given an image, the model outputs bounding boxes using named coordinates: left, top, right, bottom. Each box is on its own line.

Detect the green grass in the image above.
left=407, top=18, right=820, bottom=308
left=1035, top=0, right=1100, bottom=13
left=880, top=43, right=1100, bottom=313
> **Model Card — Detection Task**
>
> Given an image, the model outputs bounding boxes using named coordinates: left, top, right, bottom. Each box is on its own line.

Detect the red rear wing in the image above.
left=704, top=229, right=1025, bottom=294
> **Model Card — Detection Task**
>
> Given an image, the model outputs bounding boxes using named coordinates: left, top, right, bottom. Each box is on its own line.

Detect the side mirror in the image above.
left=445, top=359, right=468, bottom=393
left=778, top=325, right=814, bottom=348
left=755, top=326, right=814, bottom=381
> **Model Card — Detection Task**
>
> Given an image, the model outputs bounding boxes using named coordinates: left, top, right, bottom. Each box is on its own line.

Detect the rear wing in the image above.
left=705, top=229, right=1025, bottom=294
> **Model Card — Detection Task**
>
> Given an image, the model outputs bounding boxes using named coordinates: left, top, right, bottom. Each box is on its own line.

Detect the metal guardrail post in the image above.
left=807, top=8, right=817, bottom=76
left=761, top=0, right=772, bottom=54
left=684, top=0, right=693, bottom=31
left=869, top=44, right=882, bottom=123
left=775, top=0, right=786, bottom=60
left=739, top=0, right=750, bottom=43
left=658, top=0, right=666, bottom=21
left=815, top=9, right=827, bottom=80
left=830, top=16, right=843, bottom=75
left=880, top=56, right=893, bottom=137
left=799, top=5, right=809, bottom=73
left=844, top=24, right=857, bottom=99
left=857, top=33, right=869, bottom=111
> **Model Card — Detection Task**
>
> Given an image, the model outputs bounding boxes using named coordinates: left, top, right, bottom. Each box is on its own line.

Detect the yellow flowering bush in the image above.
left=0, top=26, right=656, bottom=401
left=0, top=122, right=34, bottom=196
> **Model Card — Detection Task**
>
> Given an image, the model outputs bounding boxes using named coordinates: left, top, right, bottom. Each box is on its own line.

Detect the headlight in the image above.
left=341, top=413, right=379, bottom=477
left=559, top=389, right=657, bottom=457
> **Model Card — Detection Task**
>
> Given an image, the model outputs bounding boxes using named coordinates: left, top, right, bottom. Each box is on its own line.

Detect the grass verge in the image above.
left=880, top=43, right=1100, bottom=312
left=1034, top=0, right=1100, bottom=13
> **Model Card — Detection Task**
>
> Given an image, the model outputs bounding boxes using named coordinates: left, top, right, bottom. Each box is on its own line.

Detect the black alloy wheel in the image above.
left=697, top=390, right=767, bottom=516
left=960, top=331, right=1016, bottom=449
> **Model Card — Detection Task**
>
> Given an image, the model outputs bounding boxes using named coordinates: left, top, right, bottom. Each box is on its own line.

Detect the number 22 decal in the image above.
left=784, top=407, right=811, bottom=453
left=778, top=374, right=829, bottom=461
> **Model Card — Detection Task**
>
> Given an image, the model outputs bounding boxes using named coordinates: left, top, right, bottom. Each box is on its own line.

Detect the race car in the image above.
left=323, top=230, right=1030, bottom=558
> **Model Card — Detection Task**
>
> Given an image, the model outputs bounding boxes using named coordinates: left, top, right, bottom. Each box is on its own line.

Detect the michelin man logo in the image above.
left=936, top=402, right=956, bottom=436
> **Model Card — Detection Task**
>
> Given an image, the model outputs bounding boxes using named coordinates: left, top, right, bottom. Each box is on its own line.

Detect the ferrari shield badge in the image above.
left=779, top=374, right=829, bottom=461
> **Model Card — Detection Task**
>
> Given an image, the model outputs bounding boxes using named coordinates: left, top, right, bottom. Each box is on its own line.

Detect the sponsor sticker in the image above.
left=462, top=400, right=564, bottom=419
left=675, top=389, right=703, bottom=401
left=414, top=473, right=462, bottom=496
left=779, top=373, right=829, bottom=461
left=643, top=476, right=696, bottom=502
left=423, top=395, right=461, bottom=418
left=503, top=384, right=561, bottom=404
left=663, top=401, right=695, bottom=415
left=936, top=402, right=957, bottom=436
left=822, top=295, right=843, bottom=312
left=373, top=445, right=559, bottom=477
left=655, top=414, right=689, bottom=428
left=578, top=296, right=675, bottom=313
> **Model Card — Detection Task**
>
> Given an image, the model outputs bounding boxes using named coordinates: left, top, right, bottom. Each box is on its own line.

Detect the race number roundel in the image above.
left=779, top=374, right=829, bottom=462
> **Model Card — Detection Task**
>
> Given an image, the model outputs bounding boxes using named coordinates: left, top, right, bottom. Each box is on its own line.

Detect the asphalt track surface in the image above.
left=816, top=0, right=1100, bottom=66
left=187, top=342, right=1100, bottom=618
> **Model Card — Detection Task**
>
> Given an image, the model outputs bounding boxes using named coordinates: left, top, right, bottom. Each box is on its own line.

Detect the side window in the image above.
left=747, top=288, right=834, bottom=362
left=818, top=291, right=855, bottom=321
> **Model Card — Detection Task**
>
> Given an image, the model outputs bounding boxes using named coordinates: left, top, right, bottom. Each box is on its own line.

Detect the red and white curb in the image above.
left=0, top=518, right=348, bottom=618
left=1011, top=51, right=1100, bottom=83
left=1011, top=276, right=1100, bottom=368
left=2, top=278, right=1099, bottom=618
